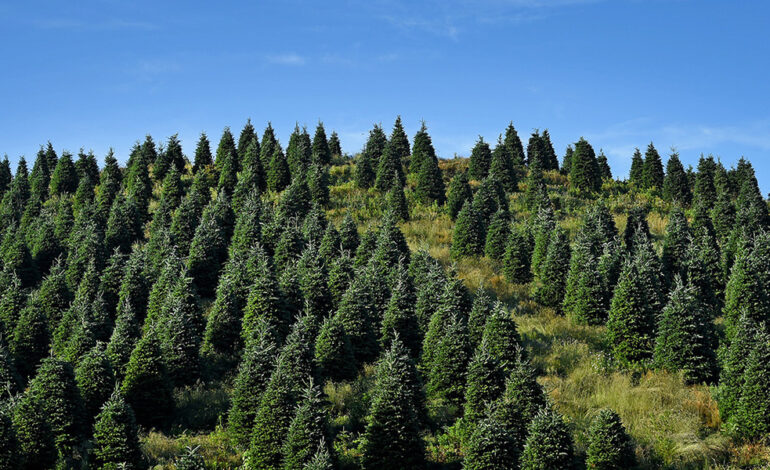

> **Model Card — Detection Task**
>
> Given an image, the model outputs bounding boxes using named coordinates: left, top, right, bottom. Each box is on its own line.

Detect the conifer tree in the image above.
left=463, top=413, right=518, bottom=470
left=0, top=337, right=20, bottom=395
left=540, top=129, right=559, bottom=171
left=268, top=144, right=291, bottom=192
left=463, top=342, right=505, bottom=428
left=29, top=146, right=51, bottom=202
left=107, top=297, right=142, bottom=381
left=451, top=201, right=483, bottom=259
left=243, top=357, right=297, bottom=470
left=426, top=311, right=471, bottom=407
left=530, top=206, right=556, bottom=279
left=722, top=232, right=770, bottom=340
left=389, top=116, right=412, bottom=168
left=187, top=191, right=233, bottom=297
left=10, top=300, right=50, bottom=382
left=121, top=330, right=174, bottom=429
left=693, top=155, right=717, bottom=208
left=174, top=446, right=206, bottom=470
left=468, top=289, right=494, bottom=347
left=561, top=145, right=573, bottom=176
left=732, top=331, right=770, bottom=441
left=356, top=124, right=386, bottom=189
left=0, top=273, right=24, bottom=338
left=298, top=244, right=332, bottom=318
left=471, top=176, right=508, bottom=238
left=287, top=125, right=313, bottom=176
left=386, top=184, right=409, bottom=222
left=0, top=157, right=10, bottom=197
left=281, top=382, right=330, bottom=470
left=421, top=272, right=471, bottom=368
left=259, top=123, right=279, bottom=170
left=569, top=137, right=601, bottom=195
left=214, top=127, right=238, bottom=175
left=503, top=223, right=534, bottom=284
left=412, top=122, right=447, bottom=205
left=533, top=227, right=570, bottom=308
left=596, top=150, right=612, bottom=180
left=519, top=407, right=575, bottom=470
left=447, top=171, right=472, bottom=220
left=334, top=267, right=380, bottom=365
left=311, top=122, right=331, bottom=166
left=375, top=141, right=405, bottom=192
left=91, top=389, right=143, bottom=470
left=661, top=207, right=691, bottom=285
left=718, top=312, right=759, bottom=423
left=202, top=257, right=250, bottom=356
left=380, top=264, right=420, bottom=357
left=192, top=132, right=214, bottom=174
left=329, top=131, right=342, bottom=158
left=318, top=223, right=342, bottom=262
left=642, top=142, right=664, bottom=190
left=663, top=152, right=692, bottom=205
left=524, top=168, right=550, bottom=212
left=315, top=313, right=356, bottom=382
left=26, top=357, right=85, bottom=456
left=490, top=134, right=518, bottom=193
left=338, top=213, right=359, bottom=253
left=622, top=206, right=651, bottom=252
left=161, top=274, right=204, bottom=385
left=629, top=148, right=644, bottom=185
left=74, top=344, right=115, bottom=423
left=526, top=131, right=544, bottom=171
left=242, top=245, right=289, bottom=345
left=359, top=339, right=425, bottom=470
left=229, top=318, right=277, bottom=448
left=0, top=408, right=18, bottom=470
left=585, top=408, right=636, bottom=470
left=12, top=391, right=57, bottom=470
left=237, top=118, right=258, bottom=158
left=468, top=136, right=492, bottom=181
left=50, top=151, right=78, bottom=195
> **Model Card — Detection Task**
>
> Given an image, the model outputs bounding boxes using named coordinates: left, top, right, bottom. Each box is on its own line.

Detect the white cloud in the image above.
left=266, top=54, right=307, bottom=66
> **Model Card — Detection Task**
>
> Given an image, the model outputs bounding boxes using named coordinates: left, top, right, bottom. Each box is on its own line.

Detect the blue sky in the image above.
left=1, top=0, right=769, bottom=191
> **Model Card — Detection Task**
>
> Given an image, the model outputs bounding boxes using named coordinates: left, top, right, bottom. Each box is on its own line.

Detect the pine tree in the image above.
left=533, top=227, right=571, bottom=308
left=229, top=318, right=277, bottom=448
left=287, top=125, right=313, bottom=176
left=237, top=118, right=259, bottom=158
left=722, top=232, right=770, bottom=340
left=268, top=144, right=291, bottom=192
left=490, top=134, right=518, bottom=193
left=446, top=171, right=472, bottom=220
left=693, top=155, right=717, bottom=208
left=307, top=164, right=330, bottom=208
left=329, top=131, right=342, bottom=158
left=161, top=274, right=204, bottom=385
left=192, top=132, right=214, bottom=174
left=732, top=331, right=770, bottom=441
left=0, top=157, right=10, bottom=197
left=628, top=148, right=644, bottom=186
left=569, top=137, right=601, bottom=195
left=334, top=268, right=380, bottom=365
left=0, top=336, right=20, bottom=395
left=107, top=296, right=142, bottom=381
left=718, top=312, right=759, bottom=423
left=203, top=258, right=250, bottom=356
left=386, top=185, right=409, bottom=222
left=360, top=339, right=425, bottom=470
left=540, top=130, right=559, bottom=171
left=26, top=357, right=85, bottom=455
left=561, top=145, right=574, bottom=176
left=50, top=151, right=78, bottom=195
left=375, top=140, right=405, bottom=191
left=311, top=122, right=331, bottom=166
left=12, top=391, right=57, bottom=470
left=318, top=223, right=342, bottom=262
left=471, top=176, right=508, bottom=238
left=91, top=389, right=143, bottom=470
left=242, top=245, right=289, bottom=345
left=338, top=213, right=359, bottom=253
left=526, top=131, right=544, bottom=171
left=468, top=136, right=492, bottom=181
left=303, top=441, right=334, bottom=470
left=174, top=446, right=206, bottom=470
left=530, top=206, right=556, bottom=279
left=0, top=273, right=24, bottom=339
left=281, top=382, right=330, bottom=470
left=259, top=123, right=279, bottom=170
left=622, top=206, right=651, bottom=253
left=314, top=313, right=356, bottom=382
left=641, top=143, right=664, bottom=190
left=503, top=223, right=534, bottom=284
left=0, top=408, right=18, bottom=470
left=519, top=407, right=575, bottom=470
left=10, top=299, right=50, bottom=382
left=29, top=146, right=51, bottom=202
left=380, top=264, right=420, bottom=357
left=596, top=150, right=612, bottom=180
left=426, top=311, right=471, bottom=407
left=121, top=330, right=174, bottom=429
left=653, top=278, right=718, bottom=384
left=585, top=408, right=636, bottom=470
left=74, top=344, right=115, bottom=423
left=451, top=201, right=483, bottom=259
left=468, top=289, right=494, bottom=347
left=463, top=413, right=518, bottom=470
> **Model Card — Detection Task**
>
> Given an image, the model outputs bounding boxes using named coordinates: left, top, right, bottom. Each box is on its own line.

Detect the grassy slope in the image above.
left=142, top=161, right=769, bottom=469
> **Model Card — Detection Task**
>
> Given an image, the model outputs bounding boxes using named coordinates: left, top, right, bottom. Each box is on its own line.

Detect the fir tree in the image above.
left=0, top=337, right=20, bottom=395
left=468, top=136, right=492, bottom=181
left=29, top=146, right=51, bottom=202
left=386, top=185, right=409, bottom=222
left=524, top=168, right=550, bottom=213
left=74, top=344, right=115, bottom=423
left=661, top=207, right=691, bottom=285
left=281, top=382, right=330, bottom=470
left=732, top=331, right=770, bottom=441
left=693, top=155, right=717, bottom=208
left=585, top=408, right=636, bottom=470
left=533, top=227, right=571, bottom=308
left=519, top=407, right=575, bottom=470
left=311, top=122, right=331, bottom=166
left=569, top=137, right=601, bottom=195
left=328, top=253, right=354, bottom=309
left=468, top=289, right=494, bottom=347
left=490, top=134, right=518, bottom=193
left=722, top=232, right=770, bottom=340
left=0, top=408, right=18, bottom=470
left=628, top=148, right=644, bottom=186
left=203, top=258, right=250, bottom=356
left=107, top=296, right=142, bottom=381
left=426, top=311, right=471, bottom=407
left=268, top=144, right=291, bottom=192
left=0, top=157, right=10, bottom=197
left=481, top=302, right=523, bottom=373
left=360, top=339, right=425, bottom=470
left=412, top=122, right=446, bottom=204
left=503, top=122, right=525, bottom=167
left=12, top=391, right=57, bottom=470
left=463, top=342, right=505, bottom=427
left=228, top=318, right=277, bottom=448
left=91, top=389, right=143, bottom=470
left=380, top=264, right=420, bottom=357
left=451, top=201, right=483, bottom=259
left=446, top=171, right=472, bottom=220
left=642, top=142, right=664, bottom=190
left=318, top=223, right=342, bottom=262
left=526, top=131, right=544, bottom=171
left=463, top=413, right=518, bottom=470
left=375, top=141, right=405, bottom=192
left=287, top=125, right=312, bottom=176
left=161, top=274, right=204, bottom=385
left=356, top=124, right=386, bottom=189
left=315, top=313, right=356, bottom=382
left=238, top=119, right=259, bottom=158
left=389, top=116, right=412, bottom=169
left=121, top=330, right=174, bottom=429
left=303, top=441, right=334, bottom=470
left=663, top=152, right=692, bottom=205
left=653, top=278, right=718, bottom=384
left=540, top=129, right=559, bottom=171
left=307, top=164, right=330, bottom=208
left=192, top=132, right=214, bottom=174
left=596, top=150, right=612, bottom=180
left=242, top=245, right=289, bottom=345
left=187, top=191, right=233, bottom=297
left=503, top=223, right=534, bottom=284
left=338, top=213, right=359, bottom=253
left=530, top=206, right=556, bottom=280
left=334, top=269, right=380, bottom=365
left=329, top=131, right=342, bottom=158
left=50, top=151, right=78, bottom=195
left=260, top=123, right=279, bottom=170
left=10, top=300, right=50, bottom=382
left=561, top=145, right=573, bottom=175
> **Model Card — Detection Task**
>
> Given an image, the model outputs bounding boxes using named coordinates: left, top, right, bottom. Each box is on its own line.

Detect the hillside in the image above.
left=0, top=119, right=768, bottom=469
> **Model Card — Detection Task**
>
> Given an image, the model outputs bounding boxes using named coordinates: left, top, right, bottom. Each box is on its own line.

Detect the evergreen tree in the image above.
left=503, top=223, right=534, bottom=284
left=426, top=311, right=471, bottom=407
left=596, top=150, right=612, bottom=180
left=0, top=157, right=10, bottom=197
left=540, top=129, right=559, bottom=171
left=312, top=122, right=331, bottom=166
left=187, top=191, right=233, bottom=297
left=732, top=331, right=770, bottom=441
left=356, top=124, right=386, bottom=189
left=318, top=223, right=342, bottom=262
left=463, top=413, right=518, bottom=470
left=451, top=201, right=483, bottom=259
left=693, top=155, right=717, bottom=208
left=663, top=152, right=692, bottom=205
left=0, top=408, right=18, bottom=470
left=503, top=121, right=526, bottom=167
left=585, top=408, right=636, bottom=470
left=722, top=232, right=770, bottom=340
left=533, top=227, right=571, bottom=308
left=359, top=339, right=425, bottom=470
left=287, top=125, right=313, bottom=176
left=524, top=168, right=550, bottom=212
left=389, top=116, right=412, bottom=169
left=174, top=446, right=206, bottom=470
left=338, top=213, right=359, bottom=253
left=238, top=119, right=259, bottom=158
left=29, top=146, right=51, bottom=202
left=50, top=151, right=78, bottom=195
left=214, top=126, right=238, bottom=176
left=281, top=383, right=329, bottom=470
left=268, top=144, right=291, bottom=192
left=526, top=131, right=544, bottom=171
left=463, top=342, right=505, bottom=427
left=229, top=318, right=278, bottom=448
left=161, top=274, right=204, bottom=385
left=446, top=171, right=472, bottom=220
left=242, top=245, right=289, bottom=345
left=530, top=206, right=556, bottom=279
left=74, top=344, right=115, bottom=423
left=26, top=357, right=85, bottom=456
left=642, top=143, right=664, bottom=190
left=203, top=258, right=250, bottom=356
left=260, top=123, right=279, bottom=171
left=629, top=148, right=644, bottom=186
left=192, top=132, right=214, bottom=174
left=380, top=265, right=420, bottom=357
left=622, top=206, right=651, bottom=252
left=472, top=176, right=508, bottom=238
left=569, top=137, right=601, bottom=195
left=91, top=389, right=143, bottom=470
left=386, top=185, right=409, bottom=222
left=315, top=312, right=356, bottom=382
left=718, top=312, right=759, bottom=423
left=519, top=407, right=575, bottom=470
left=121, top=330, right=174, bottom=429
left=413, top=123, right=446, bottom=204
left=334, top=268, right=380, bottom=365
left=0, top=337, right=20, bottom=395
left=375, top=141, right=405, bottom=191
left=10, top=299, right=50, bottom=382
left=561, top=145, right=573, bottom=176
left=661, top=207, right=691, bottom=285
left=653, top=278, right=718, bottom=384
left=490, top=134, right=518, bottom=193
left=468, top=289, right=494, bottom=347
left=12, top=391, right=57, bottom=470
left=468, top=136, right=492, bottom=181
left=217, top=146, right=240, bottom=195
left=107, top=296, right=142, bottom=381
left=329, top=131, right=342, bottom=158
left=484, top=210, right=510, bottom=261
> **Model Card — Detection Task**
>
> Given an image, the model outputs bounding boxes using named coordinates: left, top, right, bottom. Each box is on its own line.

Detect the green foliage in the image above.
left=481, top=303, right=523, bottom=372
left=380, top=263, right=420, bottom=357
left=386, top=185, right=409, bottom=222
left=730, top=331, right=770, bottom=441
left=74, top=344, right=115, bottom=422
left=12, top=390, right=57, bottom=470
left=490, top=134, right=519, bottom=192
left=50, top=151, right=78, bottom=195
left=519, top=407, right=575, bottom=470
left=569, top=137, right=601, bottom=195
left=463, top=413, right=518, bottom=470
left=426, top=312, right=471, bottom=407
left=463, top=342, right=505, bottom=427
left=451, top=201, right=483, bottom=259
left=187, top=191, right=233, bottom=297
left=663, top=152, right=692, bottom=205
left=268, top=144, right=291, bottom=192
left=468, top=136, right=492, bottom=181
left=660, top=207, right=691, bottom=285
left=315, top=313, right=356, bottom=382
left=281, top=383, right=329, bottom=470
left=642, top=142, right=664, bottom=190
left=10, top=298, right=50, bottom=382
left=585, top=408, right=636, bottom=470
left=92, top=389, right=143, bottom=470
left=503, top=223, right=533, bottom=284
left=446, top=171, right=472, bottom=220
left=412, top=122, right=446, bottom=205
left=532, top=227, right=570, bottom=308
left=356, top=124, right=385, bottom=189
left=121, top=330, right=174, bottom=429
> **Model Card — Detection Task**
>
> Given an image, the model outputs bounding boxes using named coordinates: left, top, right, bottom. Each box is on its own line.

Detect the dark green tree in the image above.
left=121, top=330, right=174, bottom=429
left=74, top=344, right=115, bottom=423
left=503, top=223, right=534, bottom=284
left=503, top=122, right=525, bottom=167
left=186, top=191, right=233, bottom=297
left=426, top=311, right=471, bottom=407
left=585, top=408, right=636, bottom=470
left=281, top=382, right=329, bottom=470
left=12, top=391, right=57, bottom=470
left=242, top=245, right=289, bottom=345
left=629, top=148, right=644, bottom=186
left=268, top=144, right=291, bottom=192
left=596, top=150, right=612, bottom=180
left=732, top=331, right=770, bottom=441
left=468, top=136, right=492, bottom=181
left=519, top=407, right=575, bottom=470
left=192, top=132, right=214, bottom=174
left=356, top=124, right=386, bottom=189
left=642, top=142, right=664, bottom=190
left=329, top=131, right=342, bottom=158
left=463, top=342, right=505, bottom=428
left=693, top=155, right=717, bottom=208
left=561, top=145, right=573, bottom=176
left=447, top=171, right=472, bottom=220
left=451, top=201, right=483, bottom=259
left=10, top=299, right=50, bottom=382
left=663, top=152, right=692, bottom=205
left=490, top=134, right=518, bottom=193
left=661, top=207, right=691, bottom=285
left=463, top=413, right=518, bottom=470
left=485, top=210, right=510, bottom=261
left=50, top=151, right=78, bottom=195
left=311, top=122, right=331, bottom=165
left=569, top=137, right=601, bottom=195
left=532, top=227, right=571, bottom=308
left=91, top=389, right=143, bottom=470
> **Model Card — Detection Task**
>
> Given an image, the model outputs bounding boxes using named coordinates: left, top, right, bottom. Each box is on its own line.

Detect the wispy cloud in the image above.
left=266, top=54, right=307, bottom=66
